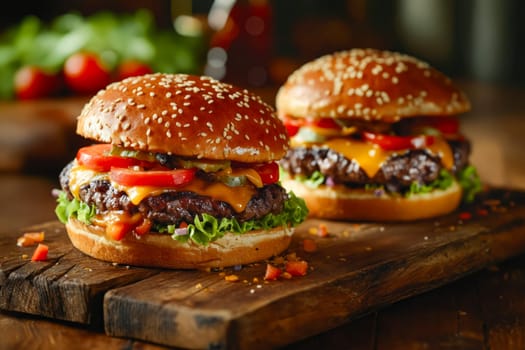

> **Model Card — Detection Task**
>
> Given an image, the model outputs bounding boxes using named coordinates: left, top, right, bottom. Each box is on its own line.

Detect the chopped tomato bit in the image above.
left=477, top=208, right=489, bottom=216
left=17, top=231, right=45, bottom=247
left=106, top=222, right=131, bottom=241
left=459, top=212, right=472, bottom=220
left=317, top=223, right=329, bottom=237
left=264, top=263, right=281, bottom=281
left=134, top=219, right=152, bottom=236
left=31, top=244, right=49, bottom=262
left=285, top=260, right=308, bottom=277
left=303, top=239, right=318, bottom=253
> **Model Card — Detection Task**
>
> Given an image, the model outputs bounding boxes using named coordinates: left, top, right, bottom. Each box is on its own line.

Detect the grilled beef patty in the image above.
left=59, top=162, right=287, bottom=226
left=279, top=139, right=471, bottom=193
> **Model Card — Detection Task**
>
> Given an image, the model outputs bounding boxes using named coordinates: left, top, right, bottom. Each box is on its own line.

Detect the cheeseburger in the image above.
left=277, top=49, right=481, bottom=221
left=55, top=73, right=307, bottom=269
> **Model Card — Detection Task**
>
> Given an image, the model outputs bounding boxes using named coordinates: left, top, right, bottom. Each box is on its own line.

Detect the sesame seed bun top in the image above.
left=276, top=49, right=471, bottom=123
left=77, top=73, right=289, bottom=163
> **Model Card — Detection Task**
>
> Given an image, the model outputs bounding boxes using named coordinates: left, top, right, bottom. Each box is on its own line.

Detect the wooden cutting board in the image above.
left=1, top=188, right=525, bottom=349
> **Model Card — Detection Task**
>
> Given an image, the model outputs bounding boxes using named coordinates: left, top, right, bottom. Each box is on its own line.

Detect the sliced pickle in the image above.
left=110, top=145, right=157, bottom=162
left=178, top=159, right=231, bottom=172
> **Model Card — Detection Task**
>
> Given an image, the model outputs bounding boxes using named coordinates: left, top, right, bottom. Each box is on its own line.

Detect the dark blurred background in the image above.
left=1, top=0, right=524, bottom=175
left=2, top=0, right=524, bottom=88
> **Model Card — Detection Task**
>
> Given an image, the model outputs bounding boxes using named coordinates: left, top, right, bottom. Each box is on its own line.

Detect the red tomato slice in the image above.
left=282, top=115, right=302, bottom=137
left=308, top=117, right=341, bottom=130
left=110, top=167, right=197, bottom=187
left=362, top=132, right=435, bottom=151
left=254, top=162, right=279, bottom=185
left=282, top=115, right=342, bottom=137
left=284, top=123, right=300, bottom=137
left=76, top=144, right=148, bottom=172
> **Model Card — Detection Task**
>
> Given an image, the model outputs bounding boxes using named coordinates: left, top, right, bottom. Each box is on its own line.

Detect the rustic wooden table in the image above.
left=1, top=81, right=524, bottom=349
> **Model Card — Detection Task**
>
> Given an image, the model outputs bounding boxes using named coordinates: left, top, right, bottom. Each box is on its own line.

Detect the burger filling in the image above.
left=55, top=144, right=308, bottom=245
left=280, top=115, right=481, bottom=201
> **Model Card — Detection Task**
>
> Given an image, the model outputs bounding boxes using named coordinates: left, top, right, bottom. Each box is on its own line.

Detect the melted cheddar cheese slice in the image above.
left=295, top=136, right=454, bottom=178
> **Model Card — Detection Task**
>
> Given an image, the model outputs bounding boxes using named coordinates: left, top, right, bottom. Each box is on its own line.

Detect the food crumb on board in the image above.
left=309, top=223, right=329, bottom=237
left=303, top=238, right=317, bottom=253
left=225, top=274, right=239, bottom=282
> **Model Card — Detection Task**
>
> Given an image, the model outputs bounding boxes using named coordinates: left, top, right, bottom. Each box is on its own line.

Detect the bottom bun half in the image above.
left=281, top=179, right=463, bottom=221
left=66, top=219, right=293, bottom=269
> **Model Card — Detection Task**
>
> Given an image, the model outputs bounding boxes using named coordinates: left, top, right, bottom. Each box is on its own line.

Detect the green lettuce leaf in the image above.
left=55, top=191, right=96, bottom=224
left=407, top=169, right=454, bottom=196
left=407, top=165, right=482, bottom=202
left=282, top=161, right=482, bottom=204
left=55, top=190, right=308, bottom=246
left=169, top=191, right=308, bottom=245
left=291, top=170, right=326, bottom=189
left=457, top=165, right=482, bottom=203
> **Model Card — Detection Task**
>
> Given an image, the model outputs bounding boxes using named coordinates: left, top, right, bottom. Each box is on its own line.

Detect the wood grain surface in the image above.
left=1, top=188, right=525, bottom=349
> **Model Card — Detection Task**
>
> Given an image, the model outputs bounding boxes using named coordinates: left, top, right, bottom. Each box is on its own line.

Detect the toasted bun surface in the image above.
left=281, top=178, right=462, bottom=221
left=276, top=49, right=470, bottom=123
left=66, top=218, right=293, bottom=269
left=77, top=73, right=289, bottom=163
